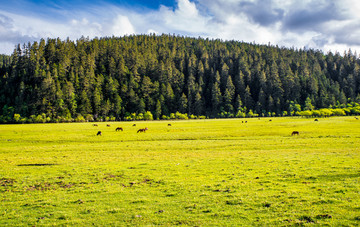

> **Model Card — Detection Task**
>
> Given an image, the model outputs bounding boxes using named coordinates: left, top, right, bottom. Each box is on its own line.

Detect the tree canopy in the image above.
left=0, top=34, right=360, bottom=123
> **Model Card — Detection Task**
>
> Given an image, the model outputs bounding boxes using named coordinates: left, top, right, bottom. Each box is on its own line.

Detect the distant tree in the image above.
left=304, top=97, right=314, bottom=111
left=179, top=93, right=188, bottom=114
left=155, top=100, right=162, bottom=120
left=1, top=34, right=360, bottom=122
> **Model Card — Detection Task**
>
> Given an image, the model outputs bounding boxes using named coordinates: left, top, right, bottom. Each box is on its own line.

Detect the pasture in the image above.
left=0, top=117, right=359, bottom=226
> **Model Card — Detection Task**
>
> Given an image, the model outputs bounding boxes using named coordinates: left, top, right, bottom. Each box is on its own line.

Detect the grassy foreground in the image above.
left=0, top=117, right=360, bottom=226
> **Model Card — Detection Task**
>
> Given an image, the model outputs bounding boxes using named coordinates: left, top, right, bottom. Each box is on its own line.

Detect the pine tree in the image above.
left=211, top=72, right=222, bottom=115
left=1, top=35, right=360, bottom=122
left=223, top=75, right=235, bottom=112
left=243, top=86, right=254, bottom=110
left=155, top=100, right=162, bottom=119
left=179, top=93, right=188, bottom=114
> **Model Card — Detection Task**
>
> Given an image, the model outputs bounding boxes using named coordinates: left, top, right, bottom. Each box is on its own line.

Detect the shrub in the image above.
left=350, top=107, right=360, bottom=115
left=144, top=111, right=153, bottom=120
left=312, top=110, right=321, bottom=117
left=85, top=114, right=94, bottom=122
left=13, top=114, right=21, bottom=122
left=34, top=114, right=46, bottom=123
left=331, top=109, right=346, bottom=116
left=75, top=114, right=85, bottom=122
left=299, top=110, right=313, bottom=118
left=320, top=109, right=332, bottom=117
left=246, top=110, right=254, bottom=118
left=175, top=112, right=188, bottom=120
left=136, top=113, right=144, bottom=120
left=236, top=110, right=246, bottom=118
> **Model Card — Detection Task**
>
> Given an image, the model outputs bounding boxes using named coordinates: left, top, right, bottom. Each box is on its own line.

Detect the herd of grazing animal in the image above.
left=94, top=123, right=148, bottom=136
left=92, top=117, right=335, bottom=136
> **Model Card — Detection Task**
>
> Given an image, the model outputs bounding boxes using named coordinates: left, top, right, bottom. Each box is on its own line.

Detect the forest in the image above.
left=0, top=34, right=360, bottom=123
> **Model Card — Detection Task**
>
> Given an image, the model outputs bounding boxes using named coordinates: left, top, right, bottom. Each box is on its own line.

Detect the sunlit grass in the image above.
left=1, top=117, right=360, bottom=226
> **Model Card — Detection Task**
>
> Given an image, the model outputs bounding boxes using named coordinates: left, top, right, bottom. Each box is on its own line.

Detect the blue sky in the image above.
left=1, top=0, right=360, bottom=55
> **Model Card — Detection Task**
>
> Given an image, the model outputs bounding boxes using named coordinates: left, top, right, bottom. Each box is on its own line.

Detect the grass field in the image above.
left=1, top=117, right=360, bottom=226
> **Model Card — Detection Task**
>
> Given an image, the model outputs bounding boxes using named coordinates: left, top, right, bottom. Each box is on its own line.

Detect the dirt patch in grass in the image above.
left=0, top=178, right=16, bottom=187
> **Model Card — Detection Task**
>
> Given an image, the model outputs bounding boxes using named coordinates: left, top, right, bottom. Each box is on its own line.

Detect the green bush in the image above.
left=144, top=111, right=153, bottom=120
left=299, top=110, right=313, bottom=118
left=331, top=109, right=346, bottom=116
left=320, top=109, right=332, bottom=117
left=75, top=114, right=86, bottom=122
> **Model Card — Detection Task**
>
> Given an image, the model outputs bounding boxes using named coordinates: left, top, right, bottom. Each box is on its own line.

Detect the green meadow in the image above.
left=0, top=117, right=359, bottom=226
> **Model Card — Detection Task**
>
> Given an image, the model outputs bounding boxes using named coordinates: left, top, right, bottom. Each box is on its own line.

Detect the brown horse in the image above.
left=93, top=124, right=98, bottom=126
left=115, top=127, right=123, bottom=131
left=137, top=128, right=148, bottom=133
left=97, top=131, right=102, bottom=136
left=291, top=131, right=299, bottom=136
left=168, top=124, right=172, bottom=126
left=106, top=124, right=111, bottom=127
left=132, top=124, right=136, bottom=126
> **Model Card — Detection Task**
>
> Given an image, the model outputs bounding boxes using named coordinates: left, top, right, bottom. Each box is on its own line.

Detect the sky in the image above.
left=1, top=0, right=360, bottom=55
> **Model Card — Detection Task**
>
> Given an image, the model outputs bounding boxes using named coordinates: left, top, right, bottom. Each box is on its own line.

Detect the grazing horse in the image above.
left=314, top=119, right=318, bottom=121
left=355, top=117, right=359, bottom=120
left=168, top=124, right=172, bottom=126
left=97, top=131, right=102, bottom=136
left=115, top=127, right=123, bottom=131
left=291, top=131, right=299, bottom=136
left=93, top=124, right=98, bottom=126
left=137, top=128, right=148, bottom=133
left=132, top=124, right=136, bottom=126
left=106, top=124, right=111, bottom=127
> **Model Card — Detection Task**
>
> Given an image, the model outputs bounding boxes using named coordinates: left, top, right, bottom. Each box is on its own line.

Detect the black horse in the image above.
left=291, top=131, right=299, bottom=136
left=116, top=127, right=123, bottom=131
left=97, top=131, right=102, bottom=136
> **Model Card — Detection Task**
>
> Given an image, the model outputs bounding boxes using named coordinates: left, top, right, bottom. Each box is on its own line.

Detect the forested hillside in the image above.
left=1, top=34, right=360, bottom=123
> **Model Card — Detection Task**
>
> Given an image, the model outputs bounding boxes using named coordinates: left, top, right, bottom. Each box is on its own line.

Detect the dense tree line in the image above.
left=1, top=34, right=360, bottom=123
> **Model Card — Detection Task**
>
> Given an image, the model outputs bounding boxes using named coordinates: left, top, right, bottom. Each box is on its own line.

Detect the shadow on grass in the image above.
left=17, top=163, right=58, bottom=166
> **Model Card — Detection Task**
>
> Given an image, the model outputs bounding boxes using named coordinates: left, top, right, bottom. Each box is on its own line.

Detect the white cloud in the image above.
left=1, top=0, right=360, bottom=55
left=69, top=18, right=103, bottom=38
left=110, top=15, right=135, bottom=36
left=158, top=0, right=209, bottom=34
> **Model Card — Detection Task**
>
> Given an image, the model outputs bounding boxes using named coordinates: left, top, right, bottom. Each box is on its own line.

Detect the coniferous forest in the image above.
left=1, top=34, right=360, bottom=123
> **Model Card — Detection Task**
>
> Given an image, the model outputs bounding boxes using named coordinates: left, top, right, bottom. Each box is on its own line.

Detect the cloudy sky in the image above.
left=1, top=0, right=360, bottom=55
